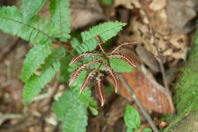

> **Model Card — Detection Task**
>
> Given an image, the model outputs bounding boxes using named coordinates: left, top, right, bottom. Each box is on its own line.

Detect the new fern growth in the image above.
left=69, top=36, right=137, bottom=106
left=0, top=0, right=136, bottom=131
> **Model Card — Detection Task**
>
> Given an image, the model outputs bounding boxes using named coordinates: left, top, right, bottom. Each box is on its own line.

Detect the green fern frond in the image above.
left=52, top=90, right=88, bottom=132
left=21, top=44, right=52, bottom=82
left=23, top=47, right=66, bottom=103
left=58, top=55, right=73, bottom=82
left=22, top=0, right=46, bottom=21
left=49, top=0, right=71, bottom=42
left=71, top=37, right=81, bottom=53
left=0, top=6, right=52, bottom=44
left=76, top=21, right=126, bottom=53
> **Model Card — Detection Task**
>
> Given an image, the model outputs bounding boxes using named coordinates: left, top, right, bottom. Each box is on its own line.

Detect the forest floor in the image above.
left=0, top=0, right=198, bottom=132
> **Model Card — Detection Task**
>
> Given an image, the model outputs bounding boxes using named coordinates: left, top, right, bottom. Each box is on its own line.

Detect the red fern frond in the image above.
left=80, top=69, right=97, bottom=93
left=106, top=67, right=120, bottom=93
left=108, top=53, right=136, bottom=68
left=94, top=72, right=105, bottom=106
left=69, top=53, right=102, bottom=65
left=110, top=41, right=137, bottom=54
left=69, top=60, right=102, bottom=86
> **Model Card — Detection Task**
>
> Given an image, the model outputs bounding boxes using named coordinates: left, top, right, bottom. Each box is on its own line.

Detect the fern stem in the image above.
left=118, top=75, right=159, bottom=132
left=95, top=35, right=106, bottom=55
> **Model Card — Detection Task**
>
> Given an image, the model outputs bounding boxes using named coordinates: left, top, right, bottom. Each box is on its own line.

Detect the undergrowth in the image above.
left=0, top=0, right=140, bottom=131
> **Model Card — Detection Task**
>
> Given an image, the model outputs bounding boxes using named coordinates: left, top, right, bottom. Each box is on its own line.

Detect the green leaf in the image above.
left=143, top=128, right=152, bottom=132
left=110, top=59, right=134, bottom=72
left=126, top=127, right=134, bottom=132
left=79, top=89, right=98, bottom=115
left=58, top=55, right=73, bottom=83
left=49, top=0, right=71, bottom=42
left=23, top=47, right=66, bottom=103
left=100, top=0, right=114, bottom=5
left=21, top=44, right=52, bottom=82
left=71, top=37, right=81, bottom=54
left=22, top=0, right=46, bottom=21
left=124, top=105, right=141, bottom=130
left=52, top=90, right=88, bottom=132
left=76, top=21, right=126, bottom=53
left=0, top=6, right=52, bottom=44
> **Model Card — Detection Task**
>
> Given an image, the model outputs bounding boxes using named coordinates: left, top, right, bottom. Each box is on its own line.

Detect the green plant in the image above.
left=0, top=0, right=136, bottom=131
left=99, top=0, right=114, bottom=5
left=124, top=105, right=152, bottom=132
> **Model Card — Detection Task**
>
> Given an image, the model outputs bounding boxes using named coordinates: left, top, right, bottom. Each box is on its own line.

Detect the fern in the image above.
left=53, top=70, right=97, bottom=132
left=76, top=22, right=126, bottom=53
left=22, top=0, right=46, bottom=21
left=49, top=0, right=71, bottom=42
left=21, top=44, right=52, bottom=82
left=1, top=1, right=132, bottom=131
left=23, top=47, right=66, bottom=103
left=58, top=55, right=73, bottom=82
left=52, top=90, right=88, bottom=132
left=0, top=6, right=53, bottom=44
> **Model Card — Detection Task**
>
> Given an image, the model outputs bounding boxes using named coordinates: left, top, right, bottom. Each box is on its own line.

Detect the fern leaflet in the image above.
left=76, top=21, right=126, bottom=53
left=0, top=6, right=53, bottom=44
left=23, top=47, right=66, bottom=103
left=22, top=0, right=46, bottom=21
left=21, top=44, right=52, bottom=82
left=49, top=0, right=71, bottom=42
left=52, top=90, right=88, bottom=132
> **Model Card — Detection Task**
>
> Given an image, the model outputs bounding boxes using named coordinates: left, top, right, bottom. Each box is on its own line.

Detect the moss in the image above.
left=163, top=31, right=198, bottom=131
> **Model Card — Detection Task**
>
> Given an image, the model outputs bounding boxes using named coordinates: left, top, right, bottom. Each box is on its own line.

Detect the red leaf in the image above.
left=106, top=67, right=120, bottom=93
left=110, top=41, right=138, bottom=54
left=80, top=69, right=97, bottom=93
left=69, top=60, right=101, bottom=86
left=69, top=53, right=101, bottom=65
left=94, top=73, right=105, bottom=106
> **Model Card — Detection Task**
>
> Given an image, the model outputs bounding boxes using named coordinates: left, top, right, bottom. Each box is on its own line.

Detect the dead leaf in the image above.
left=135, top=45, right=160, bottom=72
left=119, top=66, right=175, bottom=113
left=166, top=0, right=198, bottom=34
left=71, top=0, right=105, bottom=30
left=149, top=0, right=166, bottom=11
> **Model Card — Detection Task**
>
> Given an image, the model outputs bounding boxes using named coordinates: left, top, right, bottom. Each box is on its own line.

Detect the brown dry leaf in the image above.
left=166, top=0, right=198, bottom=34
left=119, top=66, right=175, bottom=114
left=149, top=0, right=166, bottom=11
left=71, top=0, right=105, bottom=30
left=38, top=0, right=105, bottom=30
left=114, top=47, right=174, bottom=113
left=135, top=45, right=160, bottom=72
left=115, top=0, right=192, bottom=60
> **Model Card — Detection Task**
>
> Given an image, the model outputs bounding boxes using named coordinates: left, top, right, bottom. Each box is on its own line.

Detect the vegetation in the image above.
left=0, top=0, right=139, bottom=131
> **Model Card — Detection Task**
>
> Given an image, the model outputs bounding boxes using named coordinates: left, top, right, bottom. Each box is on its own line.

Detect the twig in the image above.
left=0, top=38, right=21, bottom=62
left=118, top=74, right=159, bottom=132
left=156, top=58, right=169, bottom=90
left=0, top=113, right=23, bottom=125
left=39, top=82, right=59, bottom=108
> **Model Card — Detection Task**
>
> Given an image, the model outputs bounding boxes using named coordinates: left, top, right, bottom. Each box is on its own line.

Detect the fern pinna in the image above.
left=0, top=0, right=136, bottom=131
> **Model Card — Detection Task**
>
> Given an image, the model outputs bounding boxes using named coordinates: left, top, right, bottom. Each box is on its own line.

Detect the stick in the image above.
left=156, top=58, right=169, bottom=90
left=118, top=74, right=159, bottom=132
